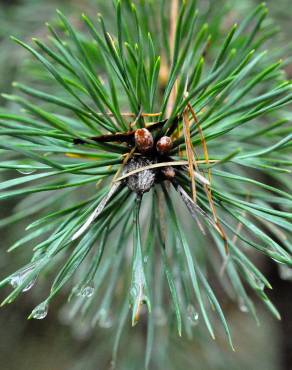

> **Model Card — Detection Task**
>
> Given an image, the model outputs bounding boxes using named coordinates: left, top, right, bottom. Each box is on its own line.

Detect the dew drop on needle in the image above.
left=17, top=168, right=36, bottom=175
left=77, top=282, right=95, bottom=298
left=278, top=265, right=292, bottom=281
left=9, top=266, right=37, bottom=292
left=31, top=301, right=49, bottom=320
left=238, top=298, right=249, bottom=313
left=187, top=304, right=199, bottom=325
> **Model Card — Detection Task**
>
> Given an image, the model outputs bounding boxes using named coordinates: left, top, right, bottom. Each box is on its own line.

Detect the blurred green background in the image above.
left=0, top=1, right=291, bottom=370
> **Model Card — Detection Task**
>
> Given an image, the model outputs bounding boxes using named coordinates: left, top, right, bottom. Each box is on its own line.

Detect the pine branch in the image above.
left=0, top=1, right=291, bottom=365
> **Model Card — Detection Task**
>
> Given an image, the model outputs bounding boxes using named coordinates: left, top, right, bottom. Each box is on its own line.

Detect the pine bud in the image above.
left=161, top=166, right=175, bottom=180
left=134, top=128, right=154, bottom=154
left=156, top=136, right=173, bottom=154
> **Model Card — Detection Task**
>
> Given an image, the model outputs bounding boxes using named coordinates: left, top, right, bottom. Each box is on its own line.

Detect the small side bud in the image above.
left=134, top=128, right=154, bottom=154
left=161, top=166, right=175, bottom=180
left=156, top=136, right=173, bottom=154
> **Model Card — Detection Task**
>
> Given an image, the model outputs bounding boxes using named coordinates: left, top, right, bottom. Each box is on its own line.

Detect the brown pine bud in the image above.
left=134, top=128, right=154, bottom=154
left=161, top=166, right=175, bottom=180
left=156, top=136, right=173, bottom=154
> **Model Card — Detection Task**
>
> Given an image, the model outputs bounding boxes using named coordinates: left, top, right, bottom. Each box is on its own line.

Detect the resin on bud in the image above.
left=156, top=136, right=173, bottom=154
left=134, top=128, right=154, bottom=154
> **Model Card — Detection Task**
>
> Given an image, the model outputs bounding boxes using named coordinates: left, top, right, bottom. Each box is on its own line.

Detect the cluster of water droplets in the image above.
left=31, top=300, right=49, bottom=320
left=9, top=266, right=37, bottom=292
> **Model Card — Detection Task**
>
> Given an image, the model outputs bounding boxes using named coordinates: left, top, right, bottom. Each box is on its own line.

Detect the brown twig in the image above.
left=73, top=119, right=167, bottom=145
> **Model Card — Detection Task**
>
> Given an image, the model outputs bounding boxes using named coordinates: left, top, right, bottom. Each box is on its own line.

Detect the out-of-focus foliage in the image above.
left=3, top=2, right=290, bottom=370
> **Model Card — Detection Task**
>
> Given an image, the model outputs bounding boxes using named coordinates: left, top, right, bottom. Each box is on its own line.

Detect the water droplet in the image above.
left=239, top=298, right=248, bottom=313
left=278, top=265, right=292, bottom=281
left=22, top=276, right=37, bottom=292
left=76, top=281, right=95, bottom=298
left=143, top=255, right=148, bottom=264
left=186, top=304, right=199, bottom=325
left=109, top=360, right=116, bottom=370
left=17, top=168, right=36, bottom=175
left=10, top=276, right=21, bottom=289
left=9, top=266, right=37, bottom=292
left=99, top=318, right=113, bottom=329
left=130, top=283, right=140, bottom=301
left=31, top=301, right=49, bottom=320
left=141, top=294, right=149, bottom=305
left=98, top=309, right=113, bottom=329
left=153, top=307, right=167, bottom=326
left=254, top=278, right=265, bottom=291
